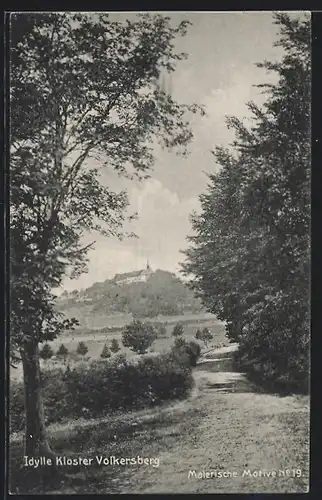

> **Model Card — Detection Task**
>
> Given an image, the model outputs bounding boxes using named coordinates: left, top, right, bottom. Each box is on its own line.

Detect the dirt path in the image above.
left=116, top=345, right=309, bottom=494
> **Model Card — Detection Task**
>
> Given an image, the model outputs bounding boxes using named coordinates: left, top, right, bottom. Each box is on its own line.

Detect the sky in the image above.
left=59, top=11, right=305, bottom=294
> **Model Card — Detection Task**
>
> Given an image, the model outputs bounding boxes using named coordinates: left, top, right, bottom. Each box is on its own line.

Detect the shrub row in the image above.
left=10, top=349, right=196, bottom=433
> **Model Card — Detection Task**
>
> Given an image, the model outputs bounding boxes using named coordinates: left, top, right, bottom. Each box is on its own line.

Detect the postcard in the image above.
left=8, top=10, right=310, bottom=495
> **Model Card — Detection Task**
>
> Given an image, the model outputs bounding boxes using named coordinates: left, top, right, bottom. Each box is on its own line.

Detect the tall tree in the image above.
left=182, top=12, right=310, bottom=389
left=10, top=12, right=203, bottom=457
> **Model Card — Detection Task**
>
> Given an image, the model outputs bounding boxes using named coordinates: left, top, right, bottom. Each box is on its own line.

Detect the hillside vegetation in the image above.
left=57, top=270, right=204, bottom=323
left=182, top=13, right=310, bottom=392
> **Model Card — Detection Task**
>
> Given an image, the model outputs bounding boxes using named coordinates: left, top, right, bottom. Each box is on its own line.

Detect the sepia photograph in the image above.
left=8, top=10, right=310, bottom=494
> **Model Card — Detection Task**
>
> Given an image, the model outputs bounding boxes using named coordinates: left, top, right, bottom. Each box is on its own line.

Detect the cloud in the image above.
left=123, top=179, right=200, bottom=272
left=196, top=65, right=278, bottom=149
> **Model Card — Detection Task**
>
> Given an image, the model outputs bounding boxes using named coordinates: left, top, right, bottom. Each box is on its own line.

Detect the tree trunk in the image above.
left=20, top=342, right=55, bottom=458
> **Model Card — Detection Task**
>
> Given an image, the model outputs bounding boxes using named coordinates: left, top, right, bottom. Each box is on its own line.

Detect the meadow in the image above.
left=10, top=313, right=228, bottom=382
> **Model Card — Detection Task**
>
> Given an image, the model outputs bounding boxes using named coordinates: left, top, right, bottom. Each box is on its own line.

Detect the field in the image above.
left=10, top=313, right=228, bottom=382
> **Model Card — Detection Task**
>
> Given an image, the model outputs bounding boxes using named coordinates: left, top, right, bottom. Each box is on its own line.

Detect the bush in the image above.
left=9, top=350, right=194, bottom=433
left=186, top=341, right=202, bottom=366
left=110, top=338, right=120, bottom=353
left=172, top=323, right=184, bottom=337
left=56, top=343, right=69, bottom=357
left=39, top=343, right=54, bottom=360
left=67, top=354, right=192, bottom=415
left=122, top=320, right=157, bottom=354
left=113, top=352, right=127, bottom=366
left=42, top=367, right=74, bottom=424
left=156, top=324, right=167, bottom=338
left=195, top=327, right=213, bottom=347
left=133, top=354, right=193, bottom=402
left=171, top=339, right=201, bottom=367
left=76, top=341, right=88, bottom=356
left=195, top=329, right=202, bottom=341
left=10, top=366, right=73, bottom=433
left=174, top=336, right=186, bottom=348
left=100, top=344, right=111, bottom=359
left=234, top=300, right=310, bottom=392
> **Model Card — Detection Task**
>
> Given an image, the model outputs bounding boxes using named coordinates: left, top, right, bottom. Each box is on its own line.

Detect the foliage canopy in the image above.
left=182, top=13, right=310, bottom=389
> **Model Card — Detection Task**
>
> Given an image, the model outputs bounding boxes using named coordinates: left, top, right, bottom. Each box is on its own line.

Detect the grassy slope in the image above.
left=10, top=349, right=309, bottom=494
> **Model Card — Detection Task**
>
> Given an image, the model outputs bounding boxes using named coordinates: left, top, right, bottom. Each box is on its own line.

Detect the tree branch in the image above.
left=64, top=241, right=96, bottom=258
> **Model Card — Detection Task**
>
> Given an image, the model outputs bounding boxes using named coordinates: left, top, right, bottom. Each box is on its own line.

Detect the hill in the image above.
left=56, top=269, right=204, bottom=327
